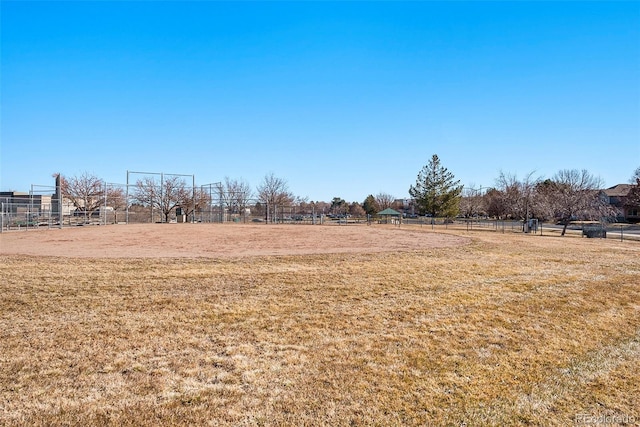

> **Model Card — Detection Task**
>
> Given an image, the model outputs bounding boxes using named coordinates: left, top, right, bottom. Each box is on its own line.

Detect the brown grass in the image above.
left=1, top=225, right=639, bottom=426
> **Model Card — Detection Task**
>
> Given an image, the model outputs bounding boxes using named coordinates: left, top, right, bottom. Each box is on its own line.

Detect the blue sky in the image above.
left=2, top=1, right=639, bottom=202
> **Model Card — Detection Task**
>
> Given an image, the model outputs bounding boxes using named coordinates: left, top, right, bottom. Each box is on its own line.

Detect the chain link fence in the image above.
left=3, top=186, right=638, bottom=241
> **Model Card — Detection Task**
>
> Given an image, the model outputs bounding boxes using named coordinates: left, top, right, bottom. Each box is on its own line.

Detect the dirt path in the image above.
left=0, top=223, right=469, bottom=258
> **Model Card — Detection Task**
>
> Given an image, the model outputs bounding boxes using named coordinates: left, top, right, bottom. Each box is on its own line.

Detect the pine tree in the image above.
left=409, top=154, right=463, bottom=218
left=362, top=194, right=377, bottom=216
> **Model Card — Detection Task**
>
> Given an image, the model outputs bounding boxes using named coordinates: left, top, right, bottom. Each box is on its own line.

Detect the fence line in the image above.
left=2, top=199, right=638, bottom=241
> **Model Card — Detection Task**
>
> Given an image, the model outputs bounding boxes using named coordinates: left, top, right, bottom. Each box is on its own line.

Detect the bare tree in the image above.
left=482, top=188, right=506, bottom=219
left=223, top=177, right=253, bottom=218
left=297, top=200, right=313, bottom=216
left=532, top=179, right=557, bottom=223
left=375, top=193, right=395, bottom=211
left=133, top=175, right=189, bottom=223
left=256, top=173, right=294, bottom=222
left=459, top=184, right=485, bottom=218
left=106, top=185, right=126, bottom=224
left=181, top=187, right=211, bottom=222
left=60, top=172, right=105, bottom=221
left=131, top=177, right=158, bottom=220
left=349, top=202, right=366, bottom=218
left=256, top=173, right=292, bottom=205
left=496, top=171, right=539, bottom=226
left=305, top=200, right=330, bottom=218
left=543, top=169, right=611, bottom=235
left=294, top=195, right=309, bottom=206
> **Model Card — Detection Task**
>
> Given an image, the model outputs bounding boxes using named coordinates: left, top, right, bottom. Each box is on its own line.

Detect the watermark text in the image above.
left=575, top=413, right=636, bottom=425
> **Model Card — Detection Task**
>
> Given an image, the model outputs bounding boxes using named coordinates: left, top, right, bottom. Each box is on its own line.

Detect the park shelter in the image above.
left=377, top=208, right=402, bottom=224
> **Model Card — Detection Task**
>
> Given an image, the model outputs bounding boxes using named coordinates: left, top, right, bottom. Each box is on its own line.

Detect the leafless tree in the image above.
left=482, top=188, right=506, bottom=219
left=181, top=187, right=211, bottom=222
left=131, top=177, right=158, bottom=220
left=294, top=195, right=309, bottom=206
left=133, top=175, right=189, bottom=223
left=543, top=169, right=611, bottom=235
left=222, top=177, right=253, bottom=217
left=303, top=200, right=330, bottom=217
left=316, top=201, right=331, bottom=215
left=459, top=184, right=485, bottom=218
left=106, top=185, right=126, bottom=224
left=60, top=172, right=105, bottom=221
left=349, top=202, right=366, bottom=218
left=256, top=173, right=294, bottom=222
left=297, top=200, right=313, bottom=215
left=495, top=171, right=539, bottom=225
left=532, top=179, right=556, bottom=222
left=375, top=193, right=395, bottom=210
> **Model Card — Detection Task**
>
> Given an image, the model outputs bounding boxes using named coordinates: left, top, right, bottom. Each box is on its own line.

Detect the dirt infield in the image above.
left=0, top=223, right=469, bottom=258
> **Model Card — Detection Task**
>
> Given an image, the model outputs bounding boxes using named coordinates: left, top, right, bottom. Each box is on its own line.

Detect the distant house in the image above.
left=603, top=184, right=640, bottom=223
left=0, top=191, right=73, bottom=216
left=0, top=191, right=52, bottom=215
left=394, top=198, right=418, bottom=217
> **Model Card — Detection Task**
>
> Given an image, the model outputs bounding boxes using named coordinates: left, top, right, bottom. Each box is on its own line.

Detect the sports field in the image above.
left=1, top=224, right=638, bottom=426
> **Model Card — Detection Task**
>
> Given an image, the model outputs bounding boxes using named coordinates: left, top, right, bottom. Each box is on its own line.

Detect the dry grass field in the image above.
left=1, top=224, right=639, bottom=426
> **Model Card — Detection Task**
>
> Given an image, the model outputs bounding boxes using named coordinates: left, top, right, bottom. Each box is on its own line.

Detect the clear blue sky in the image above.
left=2, top=1, right=639, bottom=202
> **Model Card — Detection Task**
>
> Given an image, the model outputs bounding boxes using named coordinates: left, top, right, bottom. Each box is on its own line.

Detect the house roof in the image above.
left=377, top=208, right=401, bottom=216
left=603, top=184, right=632, bottom=197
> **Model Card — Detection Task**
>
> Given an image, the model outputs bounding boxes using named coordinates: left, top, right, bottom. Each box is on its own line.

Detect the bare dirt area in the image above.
left=0, top=223, right=469, bottom=258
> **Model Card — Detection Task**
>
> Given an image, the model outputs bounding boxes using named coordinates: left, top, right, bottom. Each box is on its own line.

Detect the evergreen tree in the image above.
left=409, top=154, right=463, bottom=218
left=362, top=194, right=377, bottom=215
